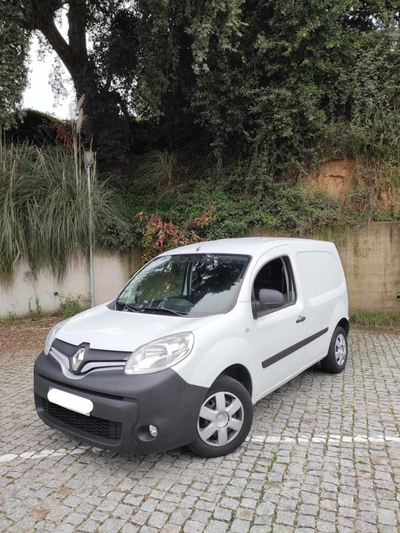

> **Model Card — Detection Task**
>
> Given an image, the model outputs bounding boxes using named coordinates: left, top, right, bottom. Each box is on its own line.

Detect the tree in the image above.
left=0, top=1, right=30, bottom=130
left=3, top=0, right=399, bottom=167
left=133, top=0, right=245, bottom=147
left=18, top=1, right=139, bottom=159
left=185, top=0, right=399, bottom=165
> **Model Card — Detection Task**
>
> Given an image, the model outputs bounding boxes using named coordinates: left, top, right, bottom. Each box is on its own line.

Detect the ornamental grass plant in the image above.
left=0, top=140, right=126, bottom=283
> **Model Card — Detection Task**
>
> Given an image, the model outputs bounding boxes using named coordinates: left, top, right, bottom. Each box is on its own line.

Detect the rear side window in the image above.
left=297, top=251, right=343, bottom=299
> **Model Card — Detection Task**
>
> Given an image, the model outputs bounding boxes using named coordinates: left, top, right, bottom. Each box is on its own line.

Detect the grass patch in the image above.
left=7, top=309, right=18, bottom=322
left=350, top=311, right=400, bottom=327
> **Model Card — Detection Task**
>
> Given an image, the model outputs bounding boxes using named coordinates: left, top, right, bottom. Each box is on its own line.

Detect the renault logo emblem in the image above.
left=70, top=347, right=85, bottom=373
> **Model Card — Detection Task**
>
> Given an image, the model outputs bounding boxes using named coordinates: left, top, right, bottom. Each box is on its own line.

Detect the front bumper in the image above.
left=34, top=350, right=207, bottom=454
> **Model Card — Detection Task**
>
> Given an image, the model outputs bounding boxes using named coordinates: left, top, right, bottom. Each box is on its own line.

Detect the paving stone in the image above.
left=231, top=518, right=251, bottom=532
left=121, top=525, right=139, bottom=533
left=204, top=520, right=229, bottom=533
left=131, top=511, right=150, bottom=526
left=378, top=508, right=397, bottom=526
left=220, top=497, right=239, bottom=510
left=297, top=515, right=316, bottom=528
left=183, top=521, right=206, bottom=532
left=147, top=511, right=168, bottom=529
left=276, top=511, right=296, bottom=526
left=78, top=520, right=98, bottom=533
left=192, top=510, right=212, bottom=523
left=98, top=518, right=126, bottom=532
left=213, top=507, right=232, bottom=521
left=168, top=508, right=192, bottom=526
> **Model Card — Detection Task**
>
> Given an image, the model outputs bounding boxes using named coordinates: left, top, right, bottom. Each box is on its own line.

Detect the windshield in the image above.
left=117, top=254, right=250, bottom=317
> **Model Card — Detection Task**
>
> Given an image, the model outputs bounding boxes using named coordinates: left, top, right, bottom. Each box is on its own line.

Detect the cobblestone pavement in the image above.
left=1, top=328, right=400, bottom=533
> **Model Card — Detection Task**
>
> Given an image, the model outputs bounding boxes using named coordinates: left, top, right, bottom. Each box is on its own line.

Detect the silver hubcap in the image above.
left=335, top=333, right=347, bottom=366
left=197, top=391, right=244, bottom=447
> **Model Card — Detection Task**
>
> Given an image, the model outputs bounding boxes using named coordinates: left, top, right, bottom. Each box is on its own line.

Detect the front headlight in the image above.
left=44, top=319, right=69, bottom=355
left=124, top=332, right=194, bottom=375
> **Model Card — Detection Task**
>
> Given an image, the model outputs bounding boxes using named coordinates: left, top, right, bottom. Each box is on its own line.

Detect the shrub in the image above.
left=59, top=294, right=88, bottom=319
left=109, top=152, right=343, bottom=250
left=138, top=208, right=214, bottom=265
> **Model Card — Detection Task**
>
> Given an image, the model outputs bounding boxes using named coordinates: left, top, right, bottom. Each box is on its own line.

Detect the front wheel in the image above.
left=189, top=375, right=253, bottom=458
left=320, top=326, right=348, bottom=374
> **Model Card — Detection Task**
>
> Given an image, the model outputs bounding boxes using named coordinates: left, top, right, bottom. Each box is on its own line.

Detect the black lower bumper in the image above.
left=34, top=351, right=207, bottom=454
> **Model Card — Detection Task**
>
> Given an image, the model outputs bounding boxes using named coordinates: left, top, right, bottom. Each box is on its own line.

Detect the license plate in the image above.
left=47, top=388, right=94, bottom=416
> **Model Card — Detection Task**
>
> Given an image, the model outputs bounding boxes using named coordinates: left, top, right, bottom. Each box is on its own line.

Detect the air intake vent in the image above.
left=42, top=398, right=122, bottom=441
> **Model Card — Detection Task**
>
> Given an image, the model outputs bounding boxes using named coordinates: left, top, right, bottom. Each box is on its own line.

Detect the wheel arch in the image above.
left=217, top=364, right=253, bottom=399
left=336, top=317, right=349, bottom=335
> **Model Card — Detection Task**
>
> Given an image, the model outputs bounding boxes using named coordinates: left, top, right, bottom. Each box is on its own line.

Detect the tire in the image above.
left=189, top=375, right=253, bottom=458
left=320, top=326, right=348, bottom=374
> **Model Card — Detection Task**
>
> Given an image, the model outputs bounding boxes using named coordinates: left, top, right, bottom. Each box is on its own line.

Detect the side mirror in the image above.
left=258, top=289, right=285, bottom=310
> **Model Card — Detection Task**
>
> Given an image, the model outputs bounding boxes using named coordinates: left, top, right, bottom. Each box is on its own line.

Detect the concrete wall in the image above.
left=0, top=249, right=141, bottom=319
left=0, top=222, right=399, bottom=318
left=320, top=223, right=400, bottom=315
left=250, top=222, right=400, bottom=315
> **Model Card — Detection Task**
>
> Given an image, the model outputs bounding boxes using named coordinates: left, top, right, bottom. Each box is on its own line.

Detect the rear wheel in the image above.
left=320, top=326, right=348, bottom=374
left=189, top=375, right=253, bottom=458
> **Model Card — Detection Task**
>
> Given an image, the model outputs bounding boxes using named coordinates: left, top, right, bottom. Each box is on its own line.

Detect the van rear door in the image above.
left=296, top=249, right=345, bottom=367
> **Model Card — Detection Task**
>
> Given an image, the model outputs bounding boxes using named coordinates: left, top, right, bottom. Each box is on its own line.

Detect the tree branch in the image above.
left=31, top=1, right=88, bottom=97
left=31, top=1, right=76, bottom=79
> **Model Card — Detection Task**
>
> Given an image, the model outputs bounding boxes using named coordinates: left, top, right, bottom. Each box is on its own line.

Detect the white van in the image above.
left=34, top=238, right=349, bottom=457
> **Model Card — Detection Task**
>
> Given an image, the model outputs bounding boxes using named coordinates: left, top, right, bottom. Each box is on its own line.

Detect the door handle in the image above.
left=296, top=315, right=306, bottom=323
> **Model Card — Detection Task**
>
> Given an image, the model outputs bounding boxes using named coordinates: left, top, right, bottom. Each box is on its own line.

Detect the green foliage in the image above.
left=7, top=307, right=18, bottom=323
left=350, top=311, right=400, bottom=327
left=99, top=152, right=343, bottom=251
left=28, top=295, right=43, bottom=319
left=320, top=25, right=400, bottom=169
left=1, top=1, right=399, bottom=268
left=98, top=147, right=399, bottom=254
left=4, top=0, right=400, bottom=170
left=136, top=151, right=178, bottom=192
left=134, top=0, right=400, bottom=171
left=59, top=294, right=87, bottom=319
left=0, top=1, right=30, bottom=129
left=0, top=143, right=128, bottom=281
left=6, top=109, right=62, bottom=145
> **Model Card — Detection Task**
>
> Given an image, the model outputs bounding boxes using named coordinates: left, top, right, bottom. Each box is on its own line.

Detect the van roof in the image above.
left=162, top=237, right=333, bottom=258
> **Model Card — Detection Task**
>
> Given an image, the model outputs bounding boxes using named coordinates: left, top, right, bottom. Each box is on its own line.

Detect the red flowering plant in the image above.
left=53, top=121, right=73, bottom=148
left=138, top=207, right=215, bottom=266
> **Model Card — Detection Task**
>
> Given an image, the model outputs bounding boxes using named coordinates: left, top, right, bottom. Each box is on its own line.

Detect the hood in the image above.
left=56, top=303, right=217, bottom=352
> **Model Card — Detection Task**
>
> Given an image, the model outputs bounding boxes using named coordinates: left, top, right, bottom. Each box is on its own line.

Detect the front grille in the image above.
left=42, top=398, right=122, bottom=441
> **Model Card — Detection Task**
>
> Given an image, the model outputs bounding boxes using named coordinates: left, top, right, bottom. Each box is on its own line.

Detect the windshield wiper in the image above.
left=139, top=307, right=187, bottom=316
left=120, top=302, right=140, bottom=312
left=119, top=302, right=186, bottom=316
left=118, top=301, right=187, bottom=316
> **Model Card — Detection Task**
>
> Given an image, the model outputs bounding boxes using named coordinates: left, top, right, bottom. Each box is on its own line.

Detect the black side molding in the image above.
left=262, top=327, right=329, bottom=369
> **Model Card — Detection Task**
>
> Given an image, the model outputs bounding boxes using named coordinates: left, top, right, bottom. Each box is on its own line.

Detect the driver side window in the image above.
left=253, top=256, right=296, bottom=314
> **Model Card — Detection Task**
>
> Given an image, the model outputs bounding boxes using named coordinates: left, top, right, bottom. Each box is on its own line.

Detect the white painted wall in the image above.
left=0, top=249, right=141, bottom=319
left=1, top=222, right=399, bottom=318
